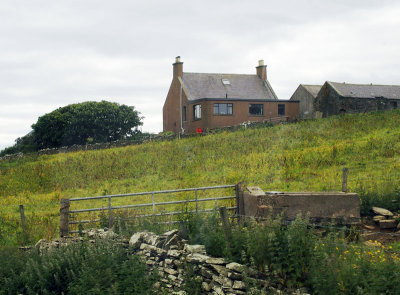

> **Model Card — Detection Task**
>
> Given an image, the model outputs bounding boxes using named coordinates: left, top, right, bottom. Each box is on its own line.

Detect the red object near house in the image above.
left=196, top=128, right=203, bottom=134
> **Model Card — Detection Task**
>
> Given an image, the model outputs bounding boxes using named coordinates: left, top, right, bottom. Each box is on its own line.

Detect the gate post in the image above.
left=235, top=182, right=244, bottom=224
left=60, top=198, right=70, bottom=237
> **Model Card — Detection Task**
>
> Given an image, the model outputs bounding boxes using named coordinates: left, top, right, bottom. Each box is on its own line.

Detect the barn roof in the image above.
left=301, top=84, right=322, bottom=98
left=328, top=82, right=400, bottom=100
left=181, top=72, right=278, bottom=101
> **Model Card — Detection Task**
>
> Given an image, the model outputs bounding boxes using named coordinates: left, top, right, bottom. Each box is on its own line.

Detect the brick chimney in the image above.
left=256, top=59, right=267, bottom=81
left=173, top=56, right=183, bottom=78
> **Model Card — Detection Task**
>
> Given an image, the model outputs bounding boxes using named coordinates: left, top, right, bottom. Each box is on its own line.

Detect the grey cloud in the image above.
left=1, top=0, right=400, bottom=150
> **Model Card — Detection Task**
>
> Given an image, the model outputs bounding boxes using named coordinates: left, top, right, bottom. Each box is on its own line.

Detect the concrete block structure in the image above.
left=290, top=84, right=322, bottom=119
left=239, top=186, right=360, bottom=225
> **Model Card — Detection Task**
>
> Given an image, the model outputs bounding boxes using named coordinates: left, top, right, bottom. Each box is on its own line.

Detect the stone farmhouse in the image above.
left=290, top=84, right=322, bottom=119
left=314, top=81, right=400, bottom=118
left=163, top=57, right=299, bottom=134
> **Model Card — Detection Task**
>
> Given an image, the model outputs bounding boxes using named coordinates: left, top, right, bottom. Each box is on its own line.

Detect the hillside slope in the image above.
left=1, top=110, right=400, bottom=243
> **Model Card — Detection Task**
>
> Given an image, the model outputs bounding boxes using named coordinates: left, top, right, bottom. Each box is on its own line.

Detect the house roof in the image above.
left=328, top=82, right=400, bottom=100
left=301, top=84, right=322, bottom=98
left=181, top=72, right=278, bottom=101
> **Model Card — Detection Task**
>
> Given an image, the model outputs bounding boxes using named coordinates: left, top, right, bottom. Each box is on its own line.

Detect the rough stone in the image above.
left=202, top=281, right=212, bottom=292
left=168, top=274, right=177, bottom=281
left=226, top=262, right=244, bottom=273
left=379, top=219, right=397, bottom=229
left=228, top=271, right=242, bottom=280
left=184, top=244, right=206, bottom=254
left=165, top=234, right=182, bottom=249
left=232, top=281, right=246, bottom=290
left=200, top=268, right=214, bottom=279
left=129, top=232, right=147, bottom=249
left=146, top=260, right=156, bottom=266
left=211, top=265, right=229, bottom=276
left=35, top=239, right=49, bottom=252
left=206, top=257, right=226, bottom=265
left=213, top=275, right=225, bottom=286
left=164, top=267, right=178, bottom=275
left=373, top=215, right=386, bottom=222
left=222, top=277, right=233, bottom=288
left=372, top=207, right=393, bottom=217
left=363, top=224, right=375, bottom=230
left=140, top=243, right=158, bottom=255
left=212, top=286, right=225, bottom=295
left=142, top=232, right=158, bottom=245
left=167, top=249, right=181, bottom=258
left=187, top=253, right=209, bottom=263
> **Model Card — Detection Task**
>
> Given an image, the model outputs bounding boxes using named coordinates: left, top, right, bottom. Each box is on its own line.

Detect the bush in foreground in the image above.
left=0, top=240, right=157, bottom=294
left=181, top=213, right=400, bottom=294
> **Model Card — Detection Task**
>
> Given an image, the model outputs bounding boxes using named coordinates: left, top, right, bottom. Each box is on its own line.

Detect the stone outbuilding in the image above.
left=163, top=57, right=299, bottom=134
left=290, top=84, right=322, bottom=119
left=314, top=81, right=400, bottom=117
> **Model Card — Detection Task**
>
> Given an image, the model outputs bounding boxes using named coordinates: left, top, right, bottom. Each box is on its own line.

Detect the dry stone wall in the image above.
left=129, top=230, right=308, bottom=295
left=129, top=230, right=263, bottom=294
left=33, top=229, right=309, bottom=295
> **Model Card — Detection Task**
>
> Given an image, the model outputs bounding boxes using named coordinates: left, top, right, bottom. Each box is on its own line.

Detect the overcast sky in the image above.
left=1, top=0, right=399, bottom=150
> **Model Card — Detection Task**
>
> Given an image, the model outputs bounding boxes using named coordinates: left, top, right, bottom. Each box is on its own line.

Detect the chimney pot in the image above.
left=258, top=59, right=264, bottom=66
left=175, top=56, right=181, bottom=63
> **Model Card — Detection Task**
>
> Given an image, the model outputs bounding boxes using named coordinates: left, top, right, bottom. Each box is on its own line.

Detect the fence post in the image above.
left=152, top=192, right=155, bottom=214
left=235, top=182, right=244, bottom=224
left=219, top=207, right=232, bottom=248
left=108, top=196, right=114, bottom=228
left=342, top=167, right=349, bottom=192
left=19, top=205, right=26, bottom=233
left=60, top=198, right=70, bottom=237
left=195, top=189, right=198, bottom=213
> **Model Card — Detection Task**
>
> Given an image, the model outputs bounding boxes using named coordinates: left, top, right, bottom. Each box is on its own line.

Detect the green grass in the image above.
left=1, top=110, right=400, bottom=245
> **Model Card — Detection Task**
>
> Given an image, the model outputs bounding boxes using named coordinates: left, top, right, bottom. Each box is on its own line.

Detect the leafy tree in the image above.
left=31, top=101, right=143, bottom=149
left=0, top=132, right=37, bottom=157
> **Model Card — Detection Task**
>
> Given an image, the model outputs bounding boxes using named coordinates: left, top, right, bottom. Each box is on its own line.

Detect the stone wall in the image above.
left=129, top=230, right=273, bottom=295
left=314, top=83, right=398, bottom=117
left=33, top=228, right=310, bottom=294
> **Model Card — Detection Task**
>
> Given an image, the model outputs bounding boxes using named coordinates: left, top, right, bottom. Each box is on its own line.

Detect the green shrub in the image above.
left=0, top=240, right=158, bottom=294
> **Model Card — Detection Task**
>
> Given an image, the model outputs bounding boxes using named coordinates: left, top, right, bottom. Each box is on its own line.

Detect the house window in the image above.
left=182, top=106, right=187, bottom=121
left=214, top=103, right=233, bottom=115
left=390, top=101, right=398, bottom=109
left=249, top=104, right=263, bottom=115
left=278, top=104, right=285, bottom=116
left=194, top=104, right=201, bottom=120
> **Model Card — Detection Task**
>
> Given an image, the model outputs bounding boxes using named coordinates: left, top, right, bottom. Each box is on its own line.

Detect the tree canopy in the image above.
left=30, top=101, right=143, bottom=149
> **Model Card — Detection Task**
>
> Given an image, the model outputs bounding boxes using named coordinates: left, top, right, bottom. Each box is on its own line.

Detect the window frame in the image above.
left=213, top=103, right=233, bottom=116
left=278, top=104, right=286, bottom=116
left=249, top=104, right=264, bottom=116
left=182, top=106, right=187, bottom=121
left=193, top=104, right=201, bottom=120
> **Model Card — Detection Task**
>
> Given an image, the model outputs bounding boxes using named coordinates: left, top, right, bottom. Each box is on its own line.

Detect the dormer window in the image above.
left=222, top=79, right=230, bottom=85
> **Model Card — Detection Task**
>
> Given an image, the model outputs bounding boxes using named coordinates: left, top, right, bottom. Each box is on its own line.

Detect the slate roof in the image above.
left=301, top=84, right=322, bottom=98
left=329, top=82, right=400, bottom=100
left=181, top=72, right=278, bottom=101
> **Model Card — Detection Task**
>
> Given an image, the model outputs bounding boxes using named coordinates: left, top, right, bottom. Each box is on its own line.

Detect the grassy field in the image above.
left=1, top=110, right=400, bottom=245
